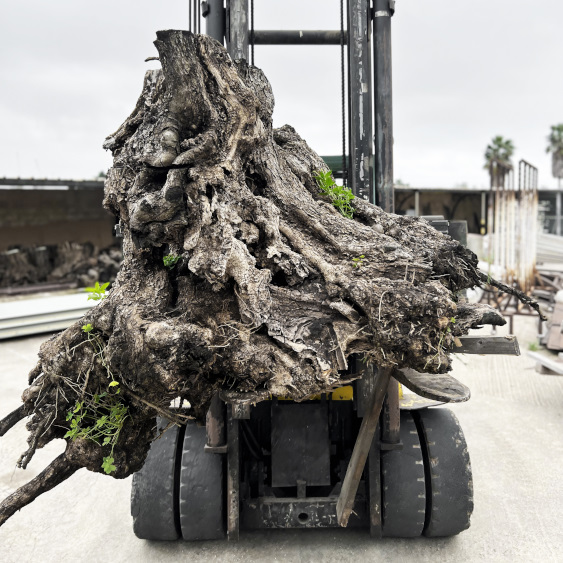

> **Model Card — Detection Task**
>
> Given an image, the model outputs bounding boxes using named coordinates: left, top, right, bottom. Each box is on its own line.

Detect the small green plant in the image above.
left=528, top=341, right=539, bottom=352
left=82, top=327, right=120, bottom=391
left=163, top=254, right=180, bottom=269
left=352, top=255, right=365, bottom=268
left=65, top=326, right=127, bottom=474
left=65, top=392, right=128, bottom=475
left=85, top=281, right=110, bottom=301
left=314, top=170, right=355, bottom=219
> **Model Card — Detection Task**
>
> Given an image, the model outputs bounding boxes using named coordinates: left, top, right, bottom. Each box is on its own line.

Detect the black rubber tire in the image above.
left=381, top=410, right=426, bottom=537
left=179, top=421, right=225, bottom=540
left=131, top=420, right=182, bottom=540
left=413, top=407, right=474, bottom=537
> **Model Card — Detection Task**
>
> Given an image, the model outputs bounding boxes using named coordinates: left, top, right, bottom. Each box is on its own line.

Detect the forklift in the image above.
left=130, top=0, right=520, bottom=540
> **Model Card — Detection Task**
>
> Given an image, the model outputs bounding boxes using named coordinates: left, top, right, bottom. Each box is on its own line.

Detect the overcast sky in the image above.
left=0, top=0, right=561, bottom=189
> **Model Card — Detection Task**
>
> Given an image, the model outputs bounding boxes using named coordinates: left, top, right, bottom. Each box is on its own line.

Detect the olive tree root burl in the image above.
left=0, top=30, right=540, bottom=527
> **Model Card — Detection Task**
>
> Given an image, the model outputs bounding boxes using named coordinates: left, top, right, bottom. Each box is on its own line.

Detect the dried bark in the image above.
left=0, top=30, right=539, bottom=526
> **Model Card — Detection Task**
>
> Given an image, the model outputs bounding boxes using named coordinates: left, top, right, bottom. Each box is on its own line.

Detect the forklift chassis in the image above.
left=131, top=387, right=473, bottom=539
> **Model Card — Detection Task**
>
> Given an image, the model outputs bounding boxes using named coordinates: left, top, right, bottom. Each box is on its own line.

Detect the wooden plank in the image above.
left=336, top=368, right=392, bottom=527
left=356, top=360, right=376, bottom=418
left=394, top=368, right=470, bottom=403
left=367, top=436, right=382, bottom=537
left=455, top=335, right=520, bottom=356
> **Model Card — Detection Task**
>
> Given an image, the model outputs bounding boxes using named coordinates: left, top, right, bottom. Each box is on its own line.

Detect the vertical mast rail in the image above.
left=227, top=0, right=249, bottom=60
left=204, top=0, right=226, bottom=44
left=348, top=0, right=374, bottom=203
left=373, top=0, right=394, bottom=212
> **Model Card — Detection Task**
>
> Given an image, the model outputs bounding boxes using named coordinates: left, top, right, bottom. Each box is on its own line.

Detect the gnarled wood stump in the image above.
left=0, top=30, right=538, bottom=526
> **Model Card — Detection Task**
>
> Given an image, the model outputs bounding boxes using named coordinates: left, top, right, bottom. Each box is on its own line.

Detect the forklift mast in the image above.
left=203, top=0, right=395, bottom=212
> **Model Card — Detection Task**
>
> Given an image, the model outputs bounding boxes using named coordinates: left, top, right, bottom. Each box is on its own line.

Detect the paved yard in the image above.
left=1, top=316, right=562, bottom=562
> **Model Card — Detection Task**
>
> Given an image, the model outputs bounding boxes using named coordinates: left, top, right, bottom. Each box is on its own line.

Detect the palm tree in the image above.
left=484, top=135, right=515, bottom=170
left=546, top=124, right=563, bottom=179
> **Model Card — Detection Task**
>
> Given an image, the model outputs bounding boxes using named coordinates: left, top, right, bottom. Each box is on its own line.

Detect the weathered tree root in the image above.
left=478, top=271, right=546, bottom=319
left=0, top=405, right=27, bottom=437
left=0, top=30, right=541, bottom=527
left=0, top=454, right=79, bottom=527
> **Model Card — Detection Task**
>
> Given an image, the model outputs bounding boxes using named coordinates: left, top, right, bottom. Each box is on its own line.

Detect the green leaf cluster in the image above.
left=163, top=254, right=180, bottom=269
left=66, top=326, right=127, bottom=474
left=352, top=255, right=365, bottom=268
left=64, top=393, right=128, bottom=475
left=85, top=281, right=110, bottom=301
left=102, top=457, right=117, bottom=474
left=314, top=170, right=355, bottom=219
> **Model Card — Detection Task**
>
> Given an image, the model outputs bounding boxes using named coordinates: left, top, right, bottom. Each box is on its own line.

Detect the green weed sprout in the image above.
left=314, top=170, right=355, bottom=219
left=163, top=254, right=180, bottom=269
left=352, top=255, right=365, bottom=268
left=65, top=325, right=128, bottom=474
left=85, top=281, right=110, bottom=301
left=65, top=395, right=128, bottom=475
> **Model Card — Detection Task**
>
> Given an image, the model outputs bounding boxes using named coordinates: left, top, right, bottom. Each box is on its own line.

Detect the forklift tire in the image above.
left=179, top=421, right=225, bottom=540
left=413, top=407, right=473, bottom=537
left=381, top=410, right=426, bottom=537
left=131, top=420, right=182, bottom=540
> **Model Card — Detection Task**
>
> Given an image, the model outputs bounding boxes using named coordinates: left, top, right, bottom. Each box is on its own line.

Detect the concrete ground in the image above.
left=1, top=316, right=562, bottom=563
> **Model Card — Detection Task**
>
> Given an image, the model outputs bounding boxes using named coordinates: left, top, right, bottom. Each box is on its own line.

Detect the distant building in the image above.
left=0, top=178, right=113, bottom=251
left=393, top=185, right=562, bottom=236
